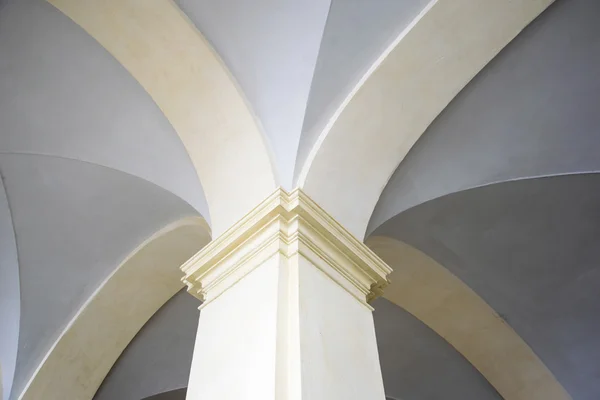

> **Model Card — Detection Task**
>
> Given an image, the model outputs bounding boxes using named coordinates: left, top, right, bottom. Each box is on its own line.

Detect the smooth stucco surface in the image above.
left=2, top=154, right=199, bottom=399
left=95, top=287, right=502, bottom=400
left=300, top=0, right=552, bottom=239
left=20, top=218, right=210, bottom=400
left=0, top=3, right=209, bottom=396
left=297, top=0, right=430, bottom=178
left=175, top=0, right=433, bottom=187
left=174, top=0, right=331, bottom=187
left=142, top=389, right=188, bottom=400
left=373, top=298, right=501, bottom=400
left=94, top=291, right=200, bottom=400
left=0, top=0, right=208, bottom=216
left=369, top=0, right=600, bottom=234
left=50, top=0, right=276, bottom=234
left=188, top=257, right=282, bottom=400
left=0, top=175, right=19, bottom=400
left=370, top=236, right=569, bottom=400
left=375, top=174, right=600, bottom=400
left=1, top=1, right=595, bottom=399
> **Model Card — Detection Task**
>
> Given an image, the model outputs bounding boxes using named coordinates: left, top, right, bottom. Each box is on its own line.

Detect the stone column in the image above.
left=181, top=188, right=392, bottom=400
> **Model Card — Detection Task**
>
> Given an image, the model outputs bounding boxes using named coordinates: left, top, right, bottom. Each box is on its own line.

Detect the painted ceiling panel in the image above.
left=0, top=0, right=208, bottom=217
left=175, top=0, right=331, bottom=187
left=369, top=0, right=600, bottom=235
left=374, top=174, right=600, bottom=400
left=0, top=175, right=19, bottom=400
left=296, top=0, right=431, bottom=180
left=95, top=293, right=500, bottom=400
left=0, top=154, right=198, bottom=399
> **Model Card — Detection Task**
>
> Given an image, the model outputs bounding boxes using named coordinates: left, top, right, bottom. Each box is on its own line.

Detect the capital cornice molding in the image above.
left=181, top=188, right=392, bottom=309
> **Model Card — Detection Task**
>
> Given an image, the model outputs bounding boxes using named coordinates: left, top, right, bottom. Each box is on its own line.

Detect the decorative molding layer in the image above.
left=182, top=188, right=392, bottom=308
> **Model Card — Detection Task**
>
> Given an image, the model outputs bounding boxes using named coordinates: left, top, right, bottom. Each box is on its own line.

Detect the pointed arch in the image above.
left=18, top=217, right=211, bottom=400
left=298, top=0, right=554, bottom=239
left=368, top=236, right=570, bottom=400
left=47, top=0, right=277, bottom=235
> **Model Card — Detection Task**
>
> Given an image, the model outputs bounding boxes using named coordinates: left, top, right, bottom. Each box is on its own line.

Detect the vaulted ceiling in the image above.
left=0, top=0, right=598, bottom=399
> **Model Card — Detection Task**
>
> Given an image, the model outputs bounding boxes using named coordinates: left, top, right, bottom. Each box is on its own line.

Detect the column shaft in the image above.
left=181, top=189, right=392, bottom=400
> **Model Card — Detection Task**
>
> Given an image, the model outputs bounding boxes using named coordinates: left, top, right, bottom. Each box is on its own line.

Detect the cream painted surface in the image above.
left=188, top=255, right=281, bottom=400
left=182, top=189, right=391, bottom=399
left=47, top=0, right=277, bottom=235
left=367, top=236, right=571, bottom=400
left=175, top=0, right=331, bottom=189
left=299, top=0, right=554, bottom=239
left=298, top=255, right=386, bottom=400
left=18, top=217, right=211, bottom=400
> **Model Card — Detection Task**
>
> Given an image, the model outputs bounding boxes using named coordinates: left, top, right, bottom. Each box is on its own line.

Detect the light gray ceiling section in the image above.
left=174, top=0, right=331, bottom=187
left=374, top=174, right=600, bottom=400
left=94, top=290, right=199, bottom=400
left=296, top=0, right=430, bottom=181
left=0, top=175, right=19, bottom=400
left=369, top=0, right=600, bottom=235
left=372, top=298, right=501, bottom=400
left=1, top=154, right=199, bottom=400
left=95, top=292, right=499, bottom=400
left=0, top=0, right=12, bottom=12
left=0, top=0, right=208, bottom=218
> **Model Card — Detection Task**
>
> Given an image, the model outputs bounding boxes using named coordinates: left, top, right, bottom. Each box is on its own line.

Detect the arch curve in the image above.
left=48, top=0, right=277, bottom=235
left=367, top=236, right=570, bottom=400
left=17, top=217, right=211, bottom=400
left=298, top=0, right=552, bottom=239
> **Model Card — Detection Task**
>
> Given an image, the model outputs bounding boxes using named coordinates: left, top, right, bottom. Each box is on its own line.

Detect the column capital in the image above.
left=181, top=188, right=392, bottom=309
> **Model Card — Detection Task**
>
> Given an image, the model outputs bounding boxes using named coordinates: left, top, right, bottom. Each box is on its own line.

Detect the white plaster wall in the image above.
left=187, top=256, right=282, bottom=400
left=298, top=255, right=386, bottom=400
